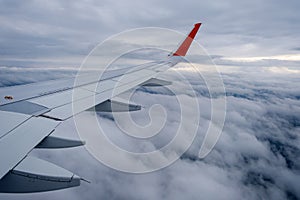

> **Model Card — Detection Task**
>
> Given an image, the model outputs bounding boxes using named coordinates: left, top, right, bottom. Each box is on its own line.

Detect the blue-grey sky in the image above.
left=0, top=0, right=300, bottom=68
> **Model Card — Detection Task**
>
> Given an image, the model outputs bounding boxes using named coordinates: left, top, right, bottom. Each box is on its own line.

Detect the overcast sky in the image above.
left=0, top=0, right=300, bottom=68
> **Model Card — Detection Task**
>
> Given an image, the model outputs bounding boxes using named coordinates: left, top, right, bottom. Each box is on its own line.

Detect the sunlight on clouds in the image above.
left=172, top=63, right=219, bottom=73
left=268, top=66, right=300, bottom=74
left=223, top=54, right=300, bottom=62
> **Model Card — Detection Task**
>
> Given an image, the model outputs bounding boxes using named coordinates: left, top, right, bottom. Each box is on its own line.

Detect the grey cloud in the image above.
left=213, top=57, right=300, bottom=68
left=0, top=66, right=76, bottom=87
left=291, top=47, right=300, bottom=51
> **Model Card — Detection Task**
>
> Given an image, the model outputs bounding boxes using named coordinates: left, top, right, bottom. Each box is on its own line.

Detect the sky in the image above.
left=0, top=0, right=300, bottom=67
left=0, top=0, right=300, bottom=200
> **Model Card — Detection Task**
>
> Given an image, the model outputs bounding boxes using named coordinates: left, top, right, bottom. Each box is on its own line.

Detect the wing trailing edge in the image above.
left=140, top=78, right=172, bottom=87
left=36, top=136, right=85, bottom=149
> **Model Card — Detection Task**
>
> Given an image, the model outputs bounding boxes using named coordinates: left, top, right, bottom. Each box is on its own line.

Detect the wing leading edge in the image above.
left=0, top=23, right=201, bottom=193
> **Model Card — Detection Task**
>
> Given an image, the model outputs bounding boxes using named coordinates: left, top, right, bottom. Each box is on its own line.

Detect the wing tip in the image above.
left=173, top=22, right=202, bottom=57
left=194, top=22, right=202, bottom=27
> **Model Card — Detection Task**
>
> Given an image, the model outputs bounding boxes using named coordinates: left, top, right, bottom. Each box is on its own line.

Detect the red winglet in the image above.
left=173, top=23, right=201, bottom=56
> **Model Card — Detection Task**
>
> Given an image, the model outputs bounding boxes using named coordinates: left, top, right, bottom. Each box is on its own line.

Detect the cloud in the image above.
left=0, top=66, right=76, bottom=87
left=0, top=62, right=299, bottom=199
left=211, top=54, right=300, bottom=69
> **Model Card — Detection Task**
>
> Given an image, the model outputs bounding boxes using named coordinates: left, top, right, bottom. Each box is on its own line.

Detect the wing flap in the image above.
left=0, top=156, right=80, bottom=193
left=141, top=78, right=172, bottom=87
left=36, top=136, right=85, bottom=149
left=91, top=99, right=141, bottom=112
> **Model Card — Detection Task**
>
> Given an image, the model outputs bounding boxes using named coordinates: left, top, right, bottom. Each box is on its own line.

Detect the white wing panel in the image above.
left=80, top=79, right=118, bottom=94
left=0, top=116, right=59, bottom=179
left=112, top=69, right=157, bottom=83
left=29, top=88, right=95, bottom=109
left=0, top=111, right=31, bottom=138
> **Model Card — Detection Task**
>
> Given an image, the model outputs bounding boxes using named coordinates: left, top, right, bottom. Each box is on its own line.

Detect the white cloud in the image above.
left=1, top=63, right=299, bottom=199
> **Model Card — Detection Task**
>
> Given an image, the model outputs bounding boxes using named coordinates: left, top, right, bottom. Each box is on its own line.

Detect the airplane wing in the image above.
left=0, top=23, right=201, bottom=193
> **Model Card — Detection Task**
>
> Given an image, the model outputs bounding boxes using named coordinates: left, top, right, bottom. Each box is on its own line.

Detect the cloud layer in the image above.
left=0, top=63, right=299, bottom=200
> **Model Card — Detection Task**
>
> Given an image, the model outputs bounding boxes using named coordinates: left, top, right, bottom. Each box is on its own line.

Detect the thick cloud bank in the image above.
left=0, top=64, right=299, bottom=200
